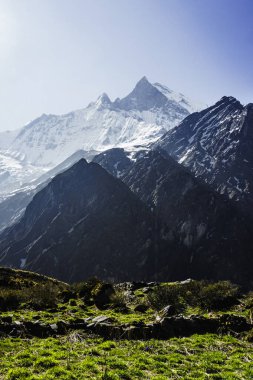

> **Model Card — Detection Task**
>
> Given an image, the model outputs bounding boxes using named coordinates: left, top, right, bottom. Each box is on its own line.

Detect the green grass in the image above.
left=1, top=334, right=253, bottom=379
left=1, top=269, right=253, bottom=379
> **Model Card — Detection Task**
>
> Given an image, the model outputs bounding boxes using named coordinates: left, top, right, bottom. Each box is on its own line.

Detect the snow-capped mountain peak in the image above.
left=115, top=76, right=173, bottom=111
left=0, top=76, right=201, bottom=196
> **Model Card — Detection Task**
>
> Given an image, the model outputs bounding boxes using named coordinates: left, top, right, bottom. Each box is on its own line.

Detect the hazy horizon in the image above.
left=0, top=0, right=252, bottom=131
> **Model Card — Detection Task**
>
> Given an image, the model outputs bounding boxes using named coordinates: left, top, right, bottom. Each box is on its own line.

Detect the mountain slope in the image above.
left=0, top=150, right=91, bottom=232
left=0, top=159, right=163, bottom=282
left=1, top=149, right=253, bottom=285
left=94, top=148, right=253, bottom=284
left=157, top=97, right=253, bottom=212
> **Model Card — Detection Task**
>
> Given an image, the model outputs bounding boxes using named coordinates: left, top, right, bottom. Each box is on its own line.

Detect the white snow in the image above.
left=152, top=82, right=206, bottom=113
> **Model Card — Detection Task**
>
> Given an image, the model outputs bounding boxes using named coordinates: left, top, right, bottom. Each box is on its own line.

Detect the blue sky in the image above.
left=0, top=0, right=252, bottom=131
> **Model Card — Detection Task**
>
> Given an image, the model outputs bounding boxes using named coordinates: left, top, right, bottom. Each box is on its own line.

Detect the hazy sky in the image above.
left=0, top=0, right=252, bottom=131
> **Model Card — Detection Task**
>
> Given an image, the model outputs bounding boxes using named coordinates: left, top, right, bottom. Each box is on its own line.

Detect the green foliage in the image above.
left=7, top=368, right=32, bottom=380
left=197, top=281, right=239, bottom=311
left=147, top=283, right=186, bottom=312
left=109, top=289, right=129, bottom=308
left=0, top=269, right=250, bottom=379
left=24, top=282, right=60, bottom=309
left=147, top=280, right=239, bottom=312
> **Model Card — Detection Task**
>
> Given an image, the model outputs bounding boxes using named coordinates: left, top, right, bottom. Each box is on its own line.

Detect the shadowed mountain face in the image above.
left=0, top=159, right=164, bottom=282
left=1, top=152, right=253, bottom=285
left=93, top=148, right=253, bottom=285
left=156, top=97, right=253, bottom=215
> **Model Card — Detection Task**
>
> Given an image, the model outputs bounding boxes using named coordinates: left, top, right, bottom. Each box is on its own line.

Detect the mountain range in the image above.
left=0, top=77, right=199, bottom=199
left=0, top=77, right=253, bottom=286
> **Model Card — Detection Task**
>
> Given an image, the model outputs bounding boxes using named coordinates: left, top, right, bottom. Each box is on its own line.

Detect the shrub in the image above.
left=245, top=328, right=253, bottom=342
left=147, top=280, right=239, bottom=312
left=23, top=282, right=59, bottom=309
left=147, top=284, right=186, bottom=312
left=92, top=283, right=115, bottom=310
left=197, top=281, right=239, bottom=311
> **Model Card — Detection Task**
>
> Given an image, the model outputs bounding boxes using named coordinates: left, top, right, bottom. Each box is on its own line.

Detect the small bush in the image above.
left=23, top=283, right=59, bottom=309
left=197, top=281, right=239, bottom=311
left=147, top=284, right=186, bottom=312
left=147, top=280, right=239, bottom=312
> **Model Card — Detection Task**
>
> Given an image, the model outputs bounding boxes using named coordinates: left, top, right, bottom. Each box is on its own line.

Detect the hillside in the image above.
left=1, top=268, right=253, bottom=379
